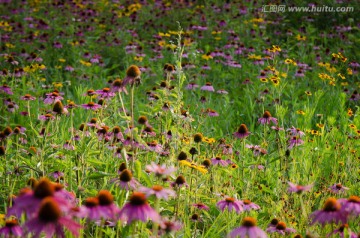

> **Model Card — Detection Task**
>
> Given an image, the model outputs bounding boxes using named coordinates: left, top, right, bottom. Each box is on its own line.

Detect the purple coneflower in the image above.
left=217, top=197, right=243, bottom=214
left=266, top=221, right=296, bottom=235
left=192, top=202, right=209, bottom=210
left=96, top=190, right=120, bottom=220
left=171, top=175, right=188, bottom=188
left=24, top=197, right=81, bottom=237
left=123, top=65, right=141, bottom=86
left=234, top=124, right=251, bottom=139
left=258, top=111, right=278, bottom=125
left=43, top=91, right=63, bottom=104
left=326, top=224, right=357, bottom=238
left=95, top=87, right=115, bottom=98
left=228, top=217, right=267, bottom=238
left=145, top=162, right=176, bottom=177
left=138, top=185, right=175, bottom=200
left=242, top=199, right=260, bottom=211
left=288, top=136, right=304, bottom=149
left=158, top=218, right=182, bottom=235
left=329, top=183, right=349, bottom=194
left=310, top=197, right=347, bottom=226
left=0, top=84, right=13, bottom=95
left=118, top=192, right=160, bottom=223
left=339, top=195, right=360, bottom=216
left=0, top=219, right=23, bottom=237
left=185, top=82, right=199, bottom=90
left=110, top=169, right=140, bottom=190
left=81, top=102, right=102, bottom=110
left=211, top=156, right=230, bottom=166
left=77, top=197, right=101, bottom=220
left=287, top=126, right=305, bottom=137
left=111, top=78, right=128, bottom=94
left=200, top=82, right=215, bottom=92
left=39, top=113, right=55, bottom=121
left=288, top=182, right=313, bottom=194
left=20, top=93, right=36, bottom=101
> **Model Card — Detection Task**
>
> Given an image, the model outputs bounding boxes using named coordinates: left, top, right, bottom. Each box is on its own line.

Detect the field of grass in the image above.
left=0, top=0, right=359, bottom=237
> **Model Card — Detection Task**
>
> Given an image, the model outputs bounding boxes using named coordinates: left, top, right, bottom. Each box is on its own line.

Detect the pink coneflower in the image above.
left=310, top=197, right=347, bottom=226
left=25, top=197, right=81, bottom=237
left=142, top=126, right=156, bottom=137
left=288, top=182, right=313, bottom=194
left=38, top=113, right=55, bottom=121
left=339, top=196, right=360, bottom=216
left=77, top=197, right=101, bottom=220
left=185, top=82, right=199, bottom=90
left=147, top=141, right=163, bottom=153
left=95, top=88, right=115, bottom=98
left=211, top=156, right=230, bottom=166
left=206, top=108, right=219, bottom=117
left=0, top=219, right=23, bottom=237
left=217, top=197, right=243, bottom=214
left=63, top=141, right=75, bottom=150
left=145, top=162, right=176, bottom=177
left=222, top=144, right=233, bottom=155
left=329, top=183, right=349, bottom=194
left=228, top=217, right=267, bottom=238
left=287, top=126, right=305, bottom=137
left=200, top=82, right=215, bottom=92
left=111, top=78, right=128, bottom=94
left=326, top=224, right=357, bottom=238
left=159, top=218, right=182, bottom=235
left=138, top=185, right=176, bottom=200
left=96, top=190, right=120, bottom=220
left=266, top=221, right=296, bottom=235
left=118, top=192, right=160, bottom=223
left=192, top=202, right=209, bottom=210
left=81, top=102, right=102, bottom=110
left=110, top=169, right=140, bottom=190
left=43, top=91, right=63, bottom=104
left=234, top=124, right=251, bottom=139
left=246, top=145, right=267, bottom=156
left=20, top=94, right=36, bottom=101
left=171, top=175, right=188, bottom=188
left=242, top=199, right=260, bottom=211
left=0, top=84, right=13, bottom=95
left=258, top=111, right=278, bottom=125
left=271, top=126, right=284, bottom=131
left=288, top=136, right=304, bottom=149
left=217, top=89, right=228, bottom=94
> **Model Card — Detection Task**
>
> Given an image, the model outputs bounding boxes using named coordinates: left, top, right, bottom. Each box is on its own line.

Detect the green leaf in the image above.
left=86, top=172, right=111, bottom=180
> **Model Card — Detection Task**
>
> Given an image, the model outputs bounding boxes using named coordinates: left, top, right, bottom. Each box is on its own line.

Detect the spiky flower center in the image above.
left=112, top=79, right=122, bottom=87
left=38, top=198, right=61, bottom=222
left=97, top=190, right=113, bottom=206
left=87, top=102, right=95, bottom=107
left=5, top=219, right=18, bottom=227
left=263, top=111, right=272, bottom=118
left=323, top=198, right=340, bottom=211
left=238, top=124, right=248, bottom=134
left=276, top=221, right=287, bottom=230
left=348, top=195, right=360, bottom=203
left=102, top=88, right=110, bottom=92
left=152, top=185, right=163, bottom=192
left=34, top=178, right=55, bottom=198
left=175, top=175, right=186, bottom=185
left=241, top=217, right=256, bottom=227
left=225, top=197, right=235, bottom=203
left=193, top=133, right=203, bottom=143
left=177, top=151, right=187, bottom=161
left=138, top=116, right=148, bottom=125
left=130, top=192, right=147, bottom=205
left=119, top=169, right=133, bottom=182
left=126, top=65, right=141, bottom=78
left=271, top=218, right=279, bottom=226
left=243, top=199, right=251, bottom=205
left=85, top=197, right=99, bottom=208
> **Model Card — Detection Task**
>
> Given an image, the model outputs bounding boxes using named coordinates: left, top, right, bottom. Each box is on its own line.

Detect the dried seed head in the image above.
left=53, top=101, right=64, bottom=114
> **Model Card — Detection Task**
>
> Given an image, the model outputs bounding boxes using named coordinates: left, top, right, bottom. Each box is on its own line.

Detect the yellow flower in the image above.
left=347, top=68, right=353, bottom=75
left=203, top=137, right=215, bottom=144
left=296, top=34, right=306, bottom=41
left=305, top=91, right=312, bottom=96
left=260, top=78, right=268, bottom=83
left=202, top=54, right=213, bottom=60
left=296, top=110, right=306, bottom=115
left=52, top=82, right=63, bottom=88
left=179, top=160, right=207, bottom=174
left=337, top=73, right=345, bottom=80
left=58, top=58, right=66, bottom=63
left=316, top=123, right=324, bottom=128
left=0, top=214, right=4, bottom=226
left=5, top=43, right=15, bottom=48
left=349, top=124, right=356, bottom=130
left=158, top=32, right=170, bottom=37
left=134, top=56, right=143, bottom=62
left=340, top=82, right=348, bottom=86
left=80, top=60, right=92, bottom=67
left=318, top=62, right=327, bottom=67
left=248, top=54, right=262, bottom=60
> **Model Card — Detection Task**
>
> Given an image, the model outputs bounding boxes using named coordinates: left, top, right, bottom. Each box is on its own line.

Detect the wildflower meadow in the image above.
left=0, top=0, right=360, bottom=237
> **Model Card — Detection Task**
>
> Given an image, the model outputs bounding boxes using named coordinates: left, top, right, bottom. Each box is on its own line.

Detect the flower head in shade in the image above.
left=123, top=65, right=141, bottom=86
left=266, top=221, right=296, bottom=235
left=310, top=197, right=347, bottom=226
left=0, top=219, right=23, bottom=237
left=338, top=195, right=360, bottom=217
left=200, top=82, right=215, bottom=92
left=329, top=183, right=349, bottom=194
left=110, top=169, right=140, bottom=190
left=288, top=182, right=313, bottom=194
left=234, top=124, right=251, bottom=139
left=211, top=156, right=230, bottom=166
left=258, top=111, right=278, bottom=125
left=228, top=217, right=267, bottom=238
left=82, top=102, right=102, bottom=110
left=24, top=197, right=81, bottom=238
left=145, top=162, right=176, bottom=178
left=217, top=197, right=243, bottom=214
left=242, top=199, right=260, bottom=211
left=170, top=175, right=189, bottom=188
left=118, top=192, right=160, bottom=224
left=138, top=185, right=176, bottom=200
left=326, top=224, right=357, bottom=238
left=111, top=78, right=128, bottom=94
